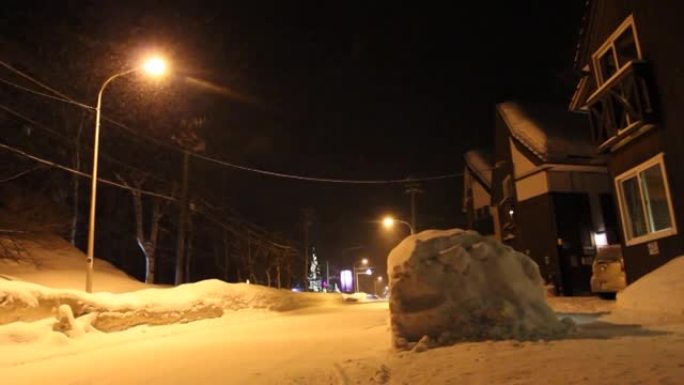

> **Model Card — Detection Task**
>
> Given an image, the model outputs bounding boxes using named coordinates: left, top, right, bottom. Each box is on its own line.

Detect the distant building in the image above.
left=462, top=150, right=494, bottom=236
left=569, top=1, right=684, bottom=283
left=486, top=101, right=616, bottom=296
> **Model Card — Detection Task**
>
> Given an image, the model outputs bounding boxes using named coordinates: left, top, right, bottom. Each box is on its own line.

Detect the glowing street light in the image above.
left=85, top=55, right=169, bottom=293
left=382, top=215, right=415, bottom=235
left=374, top=276, right=383, bottom=296
left=142, top=57, right=167, bottom=76
left=353, top=258, right=372, bottom=293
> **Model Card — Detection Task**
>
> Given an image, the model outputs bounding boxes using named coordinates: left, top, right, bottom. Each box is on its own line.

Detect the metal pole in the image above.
left=175, top=150, right=190, bottom=285
left=398, top=219, right=415, bottom=235
left=325, top=260, right=329, bottom=291
left=86, top=70, right=134, bottom=293
left=410, top=190, right=416, bottom=231
left=404, top=183, right=423, bottom=233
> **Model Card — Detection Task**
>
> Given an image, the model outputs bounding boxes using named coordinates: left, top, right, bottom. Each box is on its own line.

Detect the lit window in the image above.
left=592, top=15, right=642, bottom=85
left=615, top=153, right=677, bottom=245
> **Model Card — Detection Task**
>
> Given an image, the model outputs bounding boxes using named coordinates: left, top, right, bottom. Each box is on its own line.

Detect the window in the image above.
left=592, top=15, right=642, bottom=86
left=615, top=153, right=677, bottom=245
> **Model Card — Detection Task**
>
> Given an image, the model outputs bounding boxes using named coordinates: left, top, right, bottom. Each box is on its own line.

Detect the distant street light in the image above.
left=85, top=56, right=168, bottom=293
left=382, top=215, right=415, bottom=235
left=353, top=258, right=371, bottom=293
left=374, top=276, right=383, bottom=296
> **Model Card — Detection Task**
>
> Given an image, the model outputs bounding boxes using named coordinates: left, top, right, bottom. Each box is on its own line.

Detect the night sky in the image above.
left=2, top=1, right=585, bottom=276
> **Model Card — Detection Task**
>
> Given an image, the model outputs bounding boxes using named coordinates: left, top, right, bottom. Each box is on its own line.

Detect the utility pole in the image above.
left=175, top=150, right=190, bottom=285
left=325, top=260, right=330, bottom=291
left=404, top=182, right=423, bottom=232
left=302, top=208, right=315, bottom=289
left=172, top=117, right=205, bottom=285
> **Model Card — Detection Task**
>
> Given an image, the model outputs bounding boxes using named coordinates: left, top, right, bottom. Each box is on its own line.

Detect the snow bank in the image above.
left=387, top=229, right=573, bottom=348
left=0, top=279, right=346, bottom=332
left=616, top=256, right=684, bottom=321
left=0, top=233, right=151, bottom=292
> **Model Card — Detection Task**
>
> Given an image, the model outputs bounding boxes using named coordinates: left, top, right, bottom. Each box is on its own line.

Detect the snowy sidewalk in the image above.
left=2, top=298, right=683, bottom=385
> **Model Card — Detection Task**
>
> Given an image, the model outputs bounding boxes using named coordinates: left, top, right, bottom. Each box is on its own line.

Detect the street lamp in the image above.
left=382, top=215, right=415, bottom=235
left=353, top=258, right=371, bottom=293
left=85, top=56, right=168, bottom=293
left=374, top=276, right=383, bottom=297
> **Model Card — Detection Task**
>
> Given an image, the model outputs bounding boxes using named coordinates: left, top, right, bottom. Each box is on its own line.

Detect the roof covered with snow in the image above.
left=464, top=149, right=493, bottom=188
left=496, top=101, right=598, bottom=163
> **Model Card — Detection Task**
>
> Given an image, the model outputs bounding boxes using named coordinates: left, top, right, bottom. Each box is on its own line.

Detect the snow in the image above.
left=2, top=233, right=684, bottom=384
left=464, top=149, right=492, bottom=188
left=2, top=294, right=684, bottom=385
left=0, top=233, right=150, bottom=292
left=0, top=278, right=346, bottom=327
left=387, top=229, right=574, bottom=347
left=496, top=101, right=597, bottom=163
left=615, top=256, right=684, bottom=323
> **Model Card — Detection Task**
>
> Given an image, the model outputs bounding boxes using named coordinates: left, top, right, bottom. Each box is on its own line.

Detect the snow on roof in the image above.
left=464, top=149, right=493, bottom=188
left=496, top=101, right=597, bottom=163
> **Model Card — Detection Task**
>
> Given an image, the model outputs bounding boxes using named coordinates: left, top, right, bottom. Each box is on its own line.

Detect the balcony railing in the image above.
left=585, top=60, right=657, bottom=152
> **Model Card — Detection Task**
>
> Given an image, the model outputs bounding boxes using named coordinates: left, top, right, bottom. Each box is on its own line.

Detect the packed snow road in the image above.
left=2, top=299, right=684, bottom=385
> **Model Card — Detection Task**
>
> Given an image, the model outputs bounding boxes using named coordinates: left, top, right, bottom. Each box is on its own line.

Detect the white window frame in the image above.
left=591, top=14, right=643, bottom=86
left=614, top=153, right=678, bottom=246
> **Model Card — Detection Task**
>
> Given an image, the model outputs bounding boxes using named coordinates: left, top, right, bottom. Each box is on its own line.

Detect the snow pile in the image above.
left=0, top=233, right=150, bottom=292
left=0, top=279, right=346, bottom=333
left=387, top=229, right=573, bottom=348
left=616, top=256, right=684, bottom=321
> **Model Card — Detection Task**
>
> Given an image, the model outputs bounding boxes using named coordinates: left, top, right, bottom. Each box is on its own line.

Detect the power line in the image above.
left=1, top=58, right=464, bottom=184
left=0, top=140, right=298, bottom=248
left=0, top=60, right=89, bottom=105
left=0, top=103, right=65, bottom=139
left=0, top=102, right=171, bottom=184
left=0, top=77, right=93, bottom=110
left=0, top=166, right=42, bottom=183
left=0, top=141, right=176, bottom=201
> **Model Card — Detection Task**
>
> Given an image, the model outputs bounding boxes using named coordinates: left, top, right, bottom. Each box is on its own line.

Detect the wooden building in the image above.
left=569, top=0, right=684, bottom=283
left=489, top=101, right=616, bottom=296
left=462, top=150, right=494, bottom=236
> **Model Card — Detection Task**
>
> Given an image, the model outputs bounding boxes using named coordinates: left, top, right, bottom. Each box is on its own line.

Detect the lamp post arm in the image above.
left=85, top=68, right=137, bottom=293
left=396, top=219, right=415, bottom=235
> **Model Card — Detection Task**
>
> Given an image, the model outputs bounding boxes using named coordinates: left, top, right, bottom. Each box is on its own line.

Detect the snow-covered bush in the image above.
left=387, top=229, right=573, bottom=349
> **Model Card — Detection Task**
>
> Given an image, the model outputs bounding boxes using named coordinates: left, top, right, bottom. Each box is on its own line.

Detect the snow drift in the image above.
left=617, top=256, right=684, bottom=321
left=0, top=233, right=151, bottom=292
left=0, top=279, right=346, bottom=333
left=387, top=229, right=573, bottom=348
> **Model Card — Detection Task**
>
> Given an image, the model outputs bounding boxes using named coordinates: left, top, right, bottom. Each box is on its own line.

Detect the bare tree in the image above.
left=117, top=174, right=166, bottom=284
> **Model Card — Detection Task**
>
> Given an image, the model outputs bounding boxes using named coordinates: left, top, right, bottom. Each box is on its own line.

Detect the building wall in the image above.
left=464, top=168, right=494, bottom=236
left=492, top=112, right=518, bottom=246
left=472, top=177, right=490, bottom=211
left=515, top=193, right=560, bottom=287
left=583, top=0, right=684, bottom=282
left=509, top=137, right=538, bottom=179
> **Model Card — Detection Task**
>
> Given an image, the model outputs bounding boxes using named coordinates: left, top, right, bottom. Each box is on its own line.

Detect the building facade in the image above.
left=570, top=0, right=684, bottom=283
left=463, top=150, right=494, bottom=236
left=488, top=102, right=615, bottom=295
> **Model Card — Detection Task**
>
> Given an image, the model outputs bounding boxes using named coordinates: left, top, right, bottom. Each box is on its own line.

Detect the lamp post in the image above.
left=374, top=276, right=383, bottom=297
left=85, top=57, right=167, bottom=293
left=353, top=258, right=370, bottom=293
left=382, top=215, right=415, bottom=235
